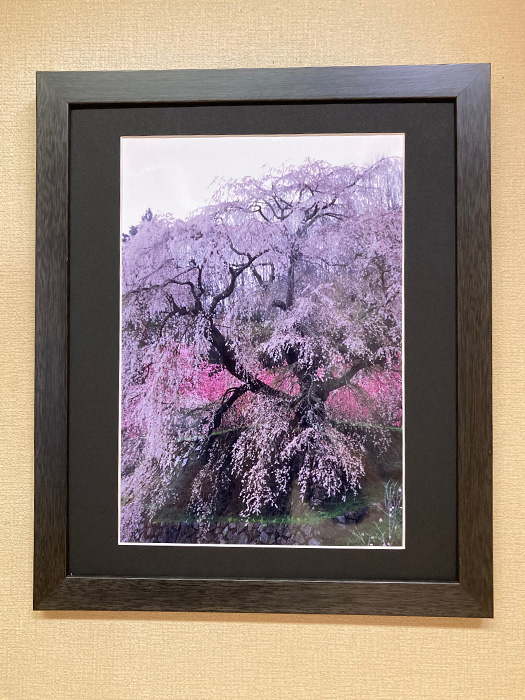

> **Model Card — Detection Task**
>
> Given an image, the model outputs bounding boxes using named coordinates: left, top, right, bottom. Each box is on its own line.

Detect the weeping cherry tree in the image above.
left=120, top=156, right=403, bottom=536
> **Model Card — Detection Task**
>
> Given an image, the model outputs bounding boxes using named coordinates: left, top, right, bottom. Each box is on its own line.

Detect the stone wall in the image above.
left=135, top=507, right=369, bottom=545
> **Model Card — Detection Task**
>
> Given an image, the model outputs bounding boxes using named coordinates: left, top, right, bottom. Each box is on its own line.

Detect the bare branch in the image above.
left=209, top=249, right=268, bottom=313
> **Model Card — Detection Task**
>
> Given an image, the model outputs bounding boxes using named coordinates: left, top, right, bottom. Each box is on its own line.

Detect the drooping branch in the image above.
left=271, top=247, right=298, bottom=312
left=285, top=250, right=296, bottom=310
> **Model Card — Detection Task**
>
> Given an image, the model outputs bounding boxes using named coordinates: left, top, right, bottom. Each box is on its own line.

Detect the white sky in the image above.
left=121, top=134, right=404, bottom=233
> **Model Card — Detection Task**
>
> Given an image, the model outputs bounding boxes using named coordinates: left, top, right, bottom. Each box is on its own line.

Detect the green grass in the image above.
left=152, top=490, right=368, bottom=525
left=345, top=518, right=403, bottom=547
left=149, top=479, right=403, bottom=547
left=334, top=420, right=402, bottom=433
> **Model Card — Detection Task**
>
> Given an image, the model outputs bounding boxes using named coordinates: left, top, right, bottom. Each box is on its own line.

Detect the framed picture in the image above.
left=34, top=64, right=492, bottom=616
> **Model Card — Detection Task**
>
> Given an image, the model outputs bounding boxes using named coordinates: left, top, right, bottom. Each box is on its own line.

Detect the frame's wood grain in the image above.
left=34, top=74, right=69, bottom=607
left=37, top=578, right=484, bottom=617
left=456, top=65, right=493, bottom=616
left=34, top=64, right=492, bottom=616
left=40, top=64, right=484, bottom=103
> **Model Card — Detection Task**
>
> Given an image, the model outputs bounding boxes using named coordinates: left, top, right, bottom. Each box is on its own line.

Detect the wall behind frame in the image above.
left=0, top=0, right=524, bottom=698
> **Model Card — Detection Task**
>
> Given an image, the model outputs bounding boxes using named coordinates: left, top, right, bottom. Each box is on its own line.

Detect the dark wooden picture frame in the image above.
left=35, top=64, right=492, bottom=616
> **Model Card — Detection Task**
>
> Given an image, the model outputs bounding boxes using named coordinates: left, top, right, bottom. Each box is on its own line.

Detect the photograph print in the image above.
left=120, top=133, right=404, bottom=548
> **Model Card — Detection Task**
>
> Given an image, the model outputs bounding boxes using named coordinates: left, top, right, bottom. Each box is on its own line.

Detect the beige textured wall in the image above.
left=1, top=0, right=524, bottom=698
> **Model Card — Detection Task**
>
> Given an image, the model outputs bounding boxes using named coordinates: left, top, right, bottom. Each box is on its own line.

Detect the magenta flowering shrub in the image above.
left=120, top=157, right=403, bottom=537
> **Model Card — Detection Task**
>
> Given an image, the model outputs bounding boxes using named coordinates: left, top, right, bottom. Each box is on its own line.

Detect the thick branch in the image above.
left=285, top=253, right=295, bottom=309
left=207, top=321, right=290, bottom=402
left=211, top=385, right=249, bottom=430
left=123, top=268, right=203, bottom=313
left=315, top=358, right=386, bottom=399
left=209, top=249, right=268, bottom=313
